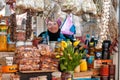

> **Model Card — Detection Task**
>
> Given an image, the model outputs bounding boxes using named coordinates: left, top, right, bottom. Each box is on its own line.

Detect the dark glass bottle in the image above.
left=102, top=40, right=111, bottom=59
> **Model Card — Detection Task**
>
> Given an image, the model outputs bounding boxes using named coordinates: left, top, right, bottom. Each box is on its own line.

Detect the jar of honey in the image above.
left=0, top=33, right=7, bottom=51
left=0, top=20, right=8, bottom=51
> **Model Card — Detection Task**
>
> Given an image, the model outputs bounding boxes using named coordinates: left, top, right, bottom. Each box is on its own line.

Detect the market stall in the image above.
left=0, top=0, right=119, bottom=80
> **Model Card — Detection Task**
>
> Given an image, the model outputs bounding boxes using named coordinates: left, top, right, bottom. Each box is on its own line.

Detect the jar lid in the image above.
left=16, top=30, right=25, bottom=32
left=0, top=20, right=6, bottom=25
left=16, top=41, right=25, bottom=47
left=38, top=76, right=47, bottom=79
left=52, top=72, right=61, bottom=77
left=0, top=32, right=7, bottom=35
left=25, top=41, right=32, bottom=46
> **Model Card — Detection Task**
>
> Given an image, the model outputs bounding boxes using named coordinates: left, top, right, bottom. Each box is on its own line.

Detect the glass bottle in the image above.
left=87, top=42, right=95, bottom=70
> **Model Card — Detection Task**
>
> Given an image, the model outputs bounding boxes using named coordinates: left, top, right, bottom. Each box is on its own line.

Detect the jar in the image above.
left=0, top=33, right=7, bottom=51
left=16, top=41, right=25, bottom=47
left=95, top=48, right=102, bottom=59
left=109, top=75, right=115, bottom=80
left=0, top=20, right=8, bottom=32
left=80, top=59, right=87, bottom=72
left=101, top=76, right=109, bottom=80
left=52, top=72, right=61, bottom=80
left=25, top=41, right=32, bottom=46
left=100, top=64, right=109, bottom=76
left=38, top=76, right=47, bottom=80
left=7, top=42, right=16, bottom=52
left=61, top=72, right=72, bottom=80
left=109, top=64, right=115, bottom=76
left=11, top=74, right=20, bottom=80
left=29, top=77, right=38, bottom=80
left=16, top=30, right=26, bottom=41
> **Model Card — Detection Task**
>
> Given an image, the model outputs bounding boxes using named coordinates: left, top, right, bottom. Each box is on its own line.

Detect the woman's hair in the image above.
left=46, top=17, right=62, bottom=27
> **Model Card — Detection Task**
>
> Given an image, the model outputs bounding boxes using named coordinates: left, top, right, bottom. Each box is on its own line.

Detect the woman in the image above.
left=38, top=18, right=66, bottom=43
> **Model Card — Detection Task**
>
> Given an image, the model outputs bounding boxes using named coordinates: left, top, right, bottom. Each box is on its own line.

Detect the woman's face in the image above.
left=47, top=21, right=59, bottom=33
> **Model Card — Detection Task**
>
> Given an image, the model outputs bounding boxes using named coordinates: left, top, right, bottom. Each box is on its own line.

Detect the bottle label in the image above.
left=95, top=52, right=102, bottom=59
left=87, top=56, right=94, bottom=64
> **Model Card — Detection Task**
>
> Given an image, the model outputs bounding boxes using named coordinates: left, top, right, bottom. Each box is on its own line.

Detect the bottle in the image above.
left=94, top=48, right=102, bottom=59
left=80, top=59, right=88, bottom=72
left=90, top=36, right=95, bottom=47
left=85, top=34, right=90, bottom=47
left=42, top=34, right=47, bottom=44
left=87, top=42, right=95, bottom=70
left=102, top=40, right=111, bottom=59
left=55, top=38, right=61, bottom=52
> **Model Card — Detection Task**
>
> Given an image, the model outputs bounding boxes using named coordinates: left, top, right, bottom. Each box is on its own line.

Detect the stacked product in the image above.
left=15, top=42, right=41, bottom=71
left=14, top=43, right=58, bottom=71
left=38, top=44, right=59, bottom=71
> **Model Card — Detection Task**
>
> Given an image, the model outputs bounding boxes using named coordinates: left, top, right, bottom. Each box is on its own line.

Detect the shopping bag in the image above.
left=61, top=14, right=76, bottom=35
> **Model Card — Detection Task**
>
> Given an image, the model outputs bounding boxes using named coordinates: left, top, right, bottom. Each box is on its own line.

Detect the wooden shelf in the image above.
left=20, top=70, right=58, bottom=73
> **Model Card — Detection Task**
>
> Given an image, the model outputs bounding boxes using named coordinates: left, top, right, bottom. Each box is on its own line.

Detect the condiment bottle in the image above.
left=102, top=40, right=111, bottom=59
left=80, top=59, right=88, bottom=72
left=87, top=42, right=95, bottom=69
left=94, top=48, right=102, bottom=59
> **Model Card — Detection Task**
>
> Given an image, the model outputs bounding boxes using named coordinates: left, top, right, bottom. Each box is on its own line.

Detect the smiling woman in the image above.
left=38, top=18, right=66, bottom=43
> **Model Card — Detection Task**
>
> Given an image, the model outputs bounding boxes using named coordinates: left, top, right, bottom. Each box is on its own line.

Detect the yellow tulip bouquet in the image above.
left=59, top=40, right=86, bottom=72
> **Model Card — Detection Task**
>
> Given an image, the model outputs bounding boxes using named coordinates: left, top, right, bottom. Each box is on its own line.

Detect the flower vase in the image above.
left=61, top=71, right=74, bottom=80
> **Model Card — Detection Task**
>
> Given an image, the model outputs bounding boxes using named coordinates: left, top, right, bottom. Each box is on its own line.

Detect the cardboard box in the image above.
left=94, top=60, right=112, bottom=68
left=74, top=71, right=93, bottom=78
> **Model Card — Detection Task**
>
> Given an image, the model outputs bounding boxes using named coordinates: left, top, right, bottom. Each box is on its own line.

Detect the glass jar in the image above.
left=7, top=42, right=16, bottom=52
left=38, top=76, right=47, bottom=80
left=25, top=41, right=32, bottom=47
left=16, top=41, right=25, bottom=47
left=100, top=64, right=109, bottom=76
left=61, top=72, right=72, bottom=80
left=52, top=72, right=61, bottom=80
left=16, top=30, right=26, bottom=41
left=0, top=33, right=7, bottom=51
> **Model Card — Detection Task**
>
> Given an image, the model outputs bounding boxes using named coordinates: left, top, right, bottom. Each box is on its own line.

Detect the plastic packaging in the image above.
left=52, top=72, right=61, bottom=80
